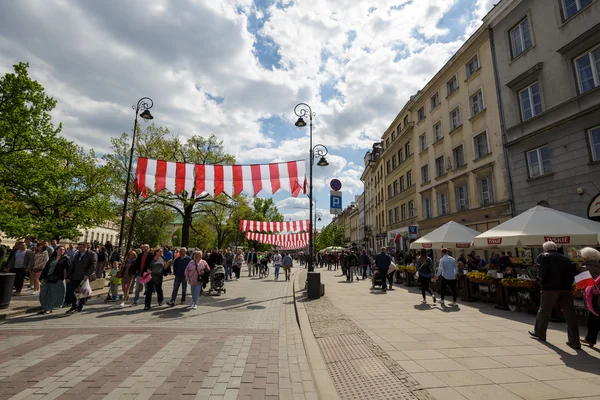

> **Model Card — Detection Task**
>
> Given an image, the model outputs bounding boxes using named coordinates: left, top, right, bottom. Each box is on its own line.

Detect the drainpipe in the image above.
left=489, top=27, right=516, bottom=217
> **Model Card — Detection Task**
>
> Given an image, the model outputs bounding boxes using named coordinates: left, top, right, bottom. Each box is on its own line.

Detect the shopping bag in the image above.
left=75, top=279, right=92, bottom=300
left=139, top=271, right=152, bottom=285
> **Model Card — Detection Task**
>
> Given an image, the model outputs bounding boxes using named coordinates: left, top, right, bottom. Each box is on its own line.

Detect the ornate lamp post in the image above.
left=294, top=103, right=328, bottom=298
left=117, top=97, right=154, bottom=255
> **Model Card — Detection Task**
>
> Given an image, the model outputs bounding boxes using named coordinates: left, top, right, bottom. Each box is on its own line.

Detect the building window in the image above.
left=575, top=45, right=600, bottom=93
left=389, top=210, right=393, bottom=225
left=398, top=149, right=403, bottom=163
left=447, top=75, right=458, bottom=96
left=430, top=92, right=440, bottom=110
left=391, top=132, right=396, bottom=141
left=397, top=124, right=402, bottom=135
left=473, top=131, right=490, bottom=159
left=455, top=185, right=469, bottom=211
left=510, top=18, right=533, bottom=58
left=386, top=160, right=391, bottom=174
left=407, top=171, right=413, bottom=187
left=403, top=115, right=409, bottom=127
left=433, top=122, right=443, bottom=141
left=527, top=145, right=551, bottom=177
left=478, top=176, right=495, bottom=206
left=450, top=106, right=461, bottom=130
left=386, top=138, right=390, bottom=148
left=438, top=192, right=449, bottom=215
left=466, top=55, right=480, bottom=78
left=408, top=201, right=415, bottom=218
left=562, top=0, right=592, bottom=20
left=392, top=155, right=397, bottom=169
left=399, top=176, right=405, bottom=191
left=435, top=155, right=445, bottom=177
left=453, top=144, right=465, bottom=168
left=405, top=142, right=411, bottom=157
left=401, top=204, right=407, bottom=220
left=394, top=207, right=399, bottom=223
left=470, top=89, right=484, bottom=116
left=418, top=106, right=426, bottom=121
left=421, top=164, right=430, bottom=184
left=387, top=184, right=392, bottom=199
left=393, top=180, right=399, bottom=195
left=419, top=134, right=428, bottom=152
left=519, top=81, right=543, bottom=121
left=423, top=198, right=432, bottom=219
left=589, top=126, right=600, bottom=161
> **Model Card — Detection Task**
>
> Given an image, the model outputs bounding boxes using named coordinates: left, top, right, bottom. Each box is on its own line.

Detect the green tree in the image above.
left=252, top=198, right=284, bottom=222
left=0, top=141, right=115, bottom=240
left=193, top=195, right=254, bottom=249
left=315, top=222, right=344, bottom=251
left=128, top=205, right=175, bottom=248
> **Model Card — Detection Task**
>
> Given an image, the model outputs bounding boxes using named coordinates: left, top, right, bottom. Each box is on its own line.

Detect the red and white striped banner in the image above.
left=134, top=157, right=307, bottom=198
left=245, top=232, right=309, bottom=246
left=277, top=243, right=308, bottom=250
left=239, top=220, right=310, bottom=233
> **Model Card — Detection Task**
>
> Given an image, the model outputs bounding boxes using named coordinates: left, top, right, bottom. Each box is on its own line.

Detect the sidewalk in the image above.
left=302, top=269, right=600, bottom=400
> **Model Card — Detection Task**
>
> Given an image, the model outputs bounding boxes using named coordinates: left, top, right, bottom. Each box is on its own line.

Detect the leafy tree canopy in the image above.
left=315, top=222, right=345, bottom=251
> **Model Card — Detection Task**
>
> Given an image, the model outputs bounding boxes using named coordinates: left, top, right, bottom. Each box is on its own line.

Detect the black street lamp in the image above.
left=294, top=103, right=328, bottom=297
left=117, top=97, right=154, bottom=255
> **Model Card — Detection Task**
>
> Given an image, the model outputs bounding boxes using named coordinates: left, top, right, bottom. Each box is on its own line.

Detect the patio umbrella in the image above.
left=321, top=246, right=347, bottom=252
left=410, top=221, right=481, bottom=249
left=472, top=206, right=600, bottom=247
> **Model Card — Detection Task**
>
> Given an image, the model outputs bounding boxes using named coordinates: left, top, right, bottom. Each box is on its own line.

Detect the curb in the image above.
left=292, top=270, right=341, bottom=400
left=0, top=275, right=175, bottom=320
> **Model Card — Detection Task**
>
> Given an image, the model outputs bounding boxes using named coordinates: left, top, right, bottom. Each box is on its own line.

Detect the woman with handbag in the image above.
left=143, top=248, right=168, bottom=310
left=416, top=249, right=436, bottom=304
left=184, top=251, right=210, bottom=310
left=581, top=247, right=600, bottom=348
left=39, top=246, right=70, bottom=314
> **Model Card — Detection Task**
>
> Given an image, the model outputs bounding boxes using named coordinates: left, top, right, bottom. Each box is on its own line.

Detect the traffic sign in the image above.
left=330, top=179, right=342, bottom=191
left=330, top=190, right=342, bottom=215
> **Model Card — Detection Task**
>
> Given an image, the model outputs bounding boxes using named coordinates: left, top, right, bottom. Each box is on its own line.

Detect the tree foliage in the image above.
left=128, top=205, right=175, bottom=249
left=0, top=63, right=114, bottom=240
left=315, top=223, right=345, bottom=251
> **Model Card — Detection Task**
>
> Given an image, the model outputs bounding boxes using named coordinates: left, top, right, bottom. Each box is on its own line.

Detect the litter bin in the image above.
left=0, top=272, right=16, bottom=310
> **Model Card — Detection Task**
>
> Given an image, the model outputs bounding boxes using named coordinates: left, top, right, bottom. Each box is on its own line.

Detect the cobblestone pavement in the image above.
left=0, top=265, right=318, bottom=400
left=311, top=269, right=600, bottom=400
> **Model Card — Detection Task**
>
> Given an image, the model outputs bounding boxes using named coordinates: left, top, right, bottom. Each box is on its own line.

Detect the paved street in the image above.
left=306, top=269, right=600, bottom=400
left=0, top=265, right=317, bottom=400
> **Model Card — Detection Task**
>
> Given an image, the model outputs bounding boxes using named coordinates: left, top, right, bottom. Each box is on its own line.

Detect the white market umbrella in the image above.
left=472, top=206, right=600, bottom=247
left=410, top=221, right=481, bottom=250
left=321, top=246, right=347, bottom=252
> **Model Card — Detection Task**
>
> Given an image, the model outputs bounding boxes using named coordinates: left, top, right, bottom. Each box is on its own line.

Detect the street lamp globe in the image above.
left=295, top=117, right=307, bottom=127
left=140, top=109, right=154, bottom=121
left=317, top=156, right=329, bottom=167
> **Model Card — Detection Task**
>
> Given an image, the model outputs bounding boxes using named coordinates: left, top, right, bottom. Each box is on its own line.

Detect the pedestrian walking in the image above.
left=346, top=251, right=359, bottom=282
left=375, top=247, right=391, bottom=292
left=282, top=253, right=293, bottom=281
left=65, top=243, right=97, bottom=314
left=119, top=251, right=137, bottom=307
left=233, top=250, right=243, bottom=280
left=273, top=251, right=282, bottom=280
left=224, top=248, right=234, bottom=280
left=32, top=243, right=49, bottom=295
left=246, top=248, right=258, bottom=276
left=38, top=245, right=70, bottom=314
left=143, top=248, right=168, bottom=310
left=581, top=247, right=600, bottom=348
left=416, top=249, right=436, bottom=304
left=435, top=248, right=458, bottom=306
left=5, top=241, right=34, bottom=295
left=131, top=244, right=152, bottom=306
left=185, top=251, right=210, bottom=309
left=167, top=248, right=191, bottom=307
left=106, top=261, right=122, bottom=302
left=529, top=241, right=581, bottom=349
left=359, top=250, right=370, bottom=280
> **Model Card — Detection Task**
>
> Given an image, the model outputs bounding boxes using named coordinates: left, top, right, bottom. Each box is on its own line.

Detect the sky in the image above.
left=0, top=0, right=496, bottom=228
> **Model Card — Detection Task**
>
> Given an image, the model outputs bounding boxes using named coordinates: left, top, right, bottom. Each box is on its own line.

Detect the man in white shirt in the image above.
left=436, top=248, right=458, bottom=306
left=273, top=251, right=283, bottom=281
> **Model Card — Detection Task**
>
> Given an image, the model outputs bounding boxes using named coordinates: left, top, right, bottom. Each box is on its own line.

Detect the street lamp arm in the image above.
left=312, top=144, right=328, bottom=158
left=294, top=102, right=315, bottom=119
left=133, top=97, right=154, bottom=113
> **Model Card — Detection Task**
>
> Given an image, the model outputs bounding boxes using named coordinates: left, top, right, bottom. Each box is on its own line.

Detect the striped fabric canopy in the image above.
left=239, top=220, right=310, bottom=233
left=134, top=157, right=307, bottom=198
left=245, top=232, right=309, bottom=247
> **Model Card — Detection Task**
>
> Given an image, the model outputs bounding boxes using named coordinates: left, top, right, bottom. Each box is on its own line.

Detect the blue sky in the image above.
left=0, top=0, right=496, bottom=227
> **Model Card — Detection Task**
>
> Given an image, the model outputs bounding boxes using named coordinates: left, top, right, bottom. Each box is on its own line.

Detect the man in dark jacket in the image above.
left=168, top=248, right=190, bottom=306
left=375, top=247, right=391, bottom=291
left=65, top=242, right=97, bottom=313
left=246, top=248, right=258, bottom=277
left=131, top=244, right=153, bottom=306
left=529, top=241, right=580, bottom=349
left=359, top=250, right=370, bottom=280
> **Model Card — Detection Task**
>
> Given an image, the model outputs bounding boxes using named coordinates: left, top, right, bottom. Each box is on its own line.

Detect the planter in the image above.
left=0, top=273, right=16, bottom=310
left=405, top=271, right=416, bottom=287
left=501, top=281, right=536, bottom=289
left=468, top=278, right=500, bottom=304
left=468, top=278, right=496, bottom=285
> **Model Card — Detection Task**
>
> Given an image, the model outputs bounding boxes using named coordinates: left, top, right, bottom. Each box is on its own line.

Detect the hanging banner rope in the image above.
left=245, top=232, right=309, bottom=246
left=239, top=219, right=310, bottom=233
left=134, top=157, right=307, bottom=198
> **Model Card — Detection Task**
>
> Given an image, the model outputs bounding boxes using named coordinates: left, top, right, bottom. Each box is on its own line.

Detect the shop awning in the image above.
left=409, top=221, right=481, bottom=249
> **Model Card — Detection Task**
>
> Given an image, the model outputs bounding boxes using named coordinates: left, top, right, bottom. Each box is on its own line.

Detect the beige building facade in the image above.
left=411, top=25, right=513, bottom=236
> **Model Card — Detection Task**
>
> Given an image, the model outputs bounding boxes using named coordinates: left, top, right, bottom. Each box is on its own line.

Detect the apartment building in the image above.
left=362, top=142, right=388, bottom=250
left=411, top=24, right=513, bottom=236
left=360, top=153, right=376, bottom=250
left=484, top=0, right=600, bottom=218
left=381, top=104, right=418, bottom=252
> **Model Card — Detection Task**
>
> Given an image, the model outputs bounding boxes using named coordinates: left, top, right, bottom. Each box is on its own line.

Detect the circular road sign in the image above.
left=330, top=179, right=342, bottom=191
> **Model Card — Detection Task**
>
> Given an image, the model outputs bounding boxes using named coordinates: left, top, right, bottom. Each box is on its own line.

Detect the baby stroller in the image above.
left=371, top=269, right=386, bottom=290
left=208, top=265, right=226, bottom=296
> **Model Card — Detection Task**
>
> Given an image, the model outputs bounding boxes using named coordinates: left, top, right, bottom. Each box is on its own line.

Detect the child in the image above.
left=105, top=261, right=122, bottom=302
